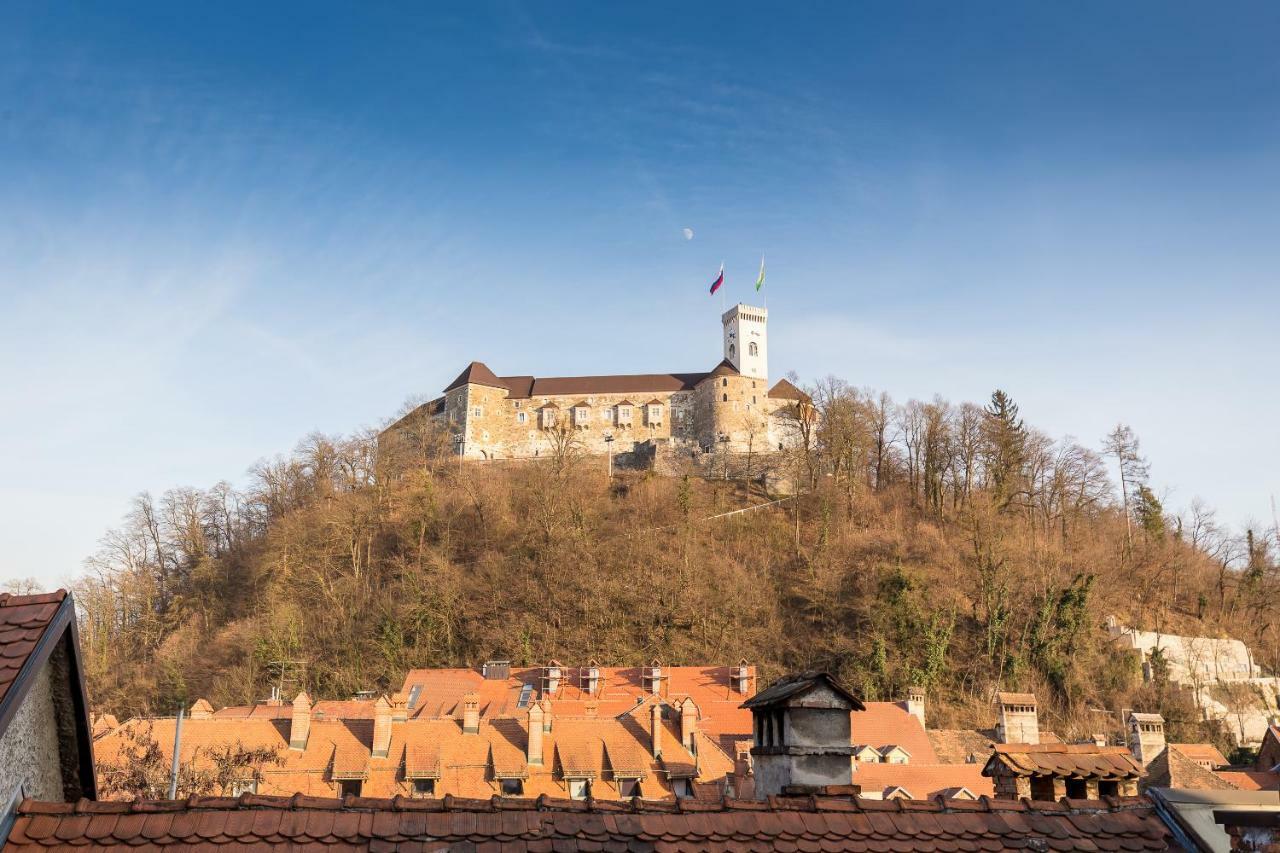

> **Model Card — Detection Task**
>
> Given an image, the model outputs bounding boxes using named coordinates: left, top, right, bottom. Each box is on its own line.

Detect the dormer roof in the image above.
left=741, top=672, right=864, bottom=711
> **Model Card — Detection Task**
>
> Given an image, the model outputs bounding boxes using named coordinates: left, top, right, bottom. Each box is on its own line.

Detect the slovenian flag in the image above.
left=709, top=263, right=724, bottom=295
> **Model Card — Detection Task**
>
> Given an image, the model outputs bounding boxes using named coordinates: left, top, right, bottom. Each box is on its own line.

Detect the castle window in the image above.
left=729, top=343, right=736, bottom=358
left=748, top=342, right=758, bottom=356
left=574, top=407, right=591, bottom=425
left=472, top=406, right=483, bottom=418
left=722, top=378, right=727, bottom=387
left=541, top=408, right=558, bottom=428
left=722, top=394, right=728, bottom=402
left=617, top=406, right=632, bottom=424
left=647, top=405, right=662, bottom=424
left=517, top=412, right=527, bottom=424
left=753, top=396, right=757, bottom=404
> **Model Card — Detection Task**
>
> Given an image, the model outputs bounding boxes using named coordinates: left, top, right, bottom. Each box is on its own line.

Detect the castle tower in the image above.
left=722, top=304, right=768, bottom=380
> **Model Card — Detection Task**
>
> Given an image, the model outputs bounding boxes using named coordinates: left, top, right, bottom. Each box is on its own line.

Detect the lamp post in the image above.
left=603, top=432, right=615, bottom=479
left=718, top=433, right=730, bottom=480
left=452, top=433, right=464, bottom=474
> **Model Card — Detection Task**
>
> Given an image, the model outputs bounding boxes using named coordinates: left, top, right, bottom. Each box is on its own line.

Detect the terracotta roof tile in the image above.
left=0, top=589, right=69, bottom=707
left=986, top=744, right=1143, bottom=781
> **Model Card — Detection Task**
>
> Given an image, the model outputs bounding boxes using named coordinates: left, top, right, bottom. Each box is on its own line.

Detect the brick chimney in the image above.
left=1127, top=712, right=1166, bottom=767
left=373, top=696, right=392, bottom=758
left=527, top=702, right=545, bottom=766
left=189, top=698, right=213, bottom=720
left=389, top=691, right=409, bottom=722
left=650, top=703, right=663, bottom=758
left=906, top=686, right=926, bottom=729
left=289, top=692, right=311, bottom=750
left=539, top=698, right=552, bottom=732
left=462, top=693, right=480, bottom=734
left=994, top=693, right=1039, bottom=745
left=679, top=698, right=700, bottom=749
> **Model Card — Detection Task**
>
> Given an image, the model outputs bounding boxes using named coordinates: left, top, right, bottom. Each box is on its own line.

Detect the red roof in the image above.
left=443, top=361, right=507, bottom=393
left=4, top=792, right=1180, bottom=851
left=0, top=590, right=69, bottom=708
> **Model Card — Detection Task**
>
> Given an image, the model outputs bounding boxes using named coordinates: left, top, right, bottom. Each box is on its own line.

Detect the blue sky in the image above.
left=2, top=3, right=1278, bottom=586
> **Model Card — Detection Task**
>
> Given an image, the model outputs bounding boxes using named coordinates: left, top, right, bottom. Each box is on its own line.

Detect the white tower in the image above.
left=722, top=304, right=768, bottom=379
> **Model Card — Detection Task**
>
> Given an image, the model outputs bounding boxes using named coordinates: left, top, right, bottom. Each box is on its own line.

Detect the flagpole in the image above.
left=719, top=261, right=725, bottom=313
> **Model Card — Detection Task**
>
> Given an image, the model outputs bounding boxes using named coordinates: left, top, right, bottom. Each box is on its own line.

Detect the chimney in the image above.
left=544, top=661, right=562, bottom=696
left=905, top=686, right=926, bottom=729
left=461, top=692, right=480, bottom=734
left=994, top=693, right=1039, bottom=745
left=539, top=698, right=553, bottom=733
left=650, top=703, right=663, bottom=758
left=389, top=691, right=409, bottom=722
left=289, top=692, right=311, bottom=750
left=584, top=662, right=600, bottom=696
left=646, top=661, right=663, bottom=695
left=731, top=660, right=752, bottom=695
left=189, top=698, right=213, bottom=720
left=679, top=698, right=700, bottom=749
left=527, top=702, right=545, bottom=766
left=744, top=672, right=861, bottom=799
left=1127, top=712, right=1166, bottom=767
left=373, top=696, right=392, bottom=758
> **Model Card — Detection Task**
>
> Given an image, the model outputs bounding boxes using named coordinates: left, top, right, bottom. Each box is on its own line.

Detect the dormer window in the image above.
left=646, top=404, right=662, bottom=425
left=540, top=408, right=558, bottom=429
left=616, top=405, right=632, bottom=426
left=574, top=406, right=591, bottom=426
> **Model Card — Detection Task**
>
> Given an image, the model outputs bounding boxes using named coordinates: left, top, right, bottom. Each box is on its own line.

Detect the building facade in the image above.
left=382, top=305, right=808, bottom=462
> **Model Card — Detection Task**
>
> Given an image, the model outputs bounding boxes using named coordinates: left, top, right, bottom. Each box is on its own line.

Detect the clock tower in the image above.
left=722, top=304, right=768, bottom=379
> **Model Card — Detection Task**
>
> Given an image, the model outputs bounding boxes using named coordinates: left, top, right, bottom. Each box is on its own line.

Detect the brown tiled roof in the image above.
left=1145, top=746, right=1236, bottom=791
left=0, top=590, right=69, bottom=708
left=506, top=372, right=709, bottom=399
left=706, top=358, right=740, bottom=380
left=995, top=691, right=1037, bottom=705
left=986, top=743, right=1144, bottom=780
left=1216, top=769, right=1280, bottom=791
left=443, top=361, right=507, bottom=393
left=928, top=728, right=996, bottom=764
left=852, top=762, right=994, bottom=800
left=767, top=378, right=809, bottom=401
left=1170, top=743, right=1229, bottom=768
left=4, top=792, right=1181, bottom=851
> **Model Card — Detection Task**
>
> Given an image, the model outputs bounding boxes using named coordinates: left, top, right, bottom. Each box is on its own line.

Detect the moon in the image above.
left=682, top=228, right=694, bottom=241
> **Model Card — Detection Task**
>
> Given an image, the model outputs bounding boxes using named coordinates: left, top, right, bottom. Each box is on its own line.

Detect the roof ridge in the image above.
left=34, top=793, right=1159, bottom=817
left=0, top=589, right=67, bottom=607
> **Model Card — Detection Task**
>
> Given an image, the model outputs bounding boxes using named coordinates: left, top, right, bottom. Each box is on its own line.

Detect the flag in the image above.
left=708, top=263, right=724, bottom=295
left=755, top=256, right=765, bottom=292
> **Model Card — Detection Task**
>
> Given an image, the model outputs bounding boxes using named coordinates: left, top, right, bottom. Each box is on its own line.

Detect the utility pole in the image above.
left=603, top=432, right=615, bottom=478
left=168, top=705, right=185, bottom=799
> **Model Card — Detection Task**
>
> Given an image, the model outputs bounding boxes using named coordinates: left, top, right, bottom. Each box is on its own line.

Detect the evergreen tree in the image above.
left=982, top=390, right=1027, bottom=509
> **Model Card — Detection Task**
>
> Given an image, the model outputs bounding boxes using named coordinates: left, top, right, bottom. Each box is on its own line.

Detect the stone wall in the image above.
left=0, top=659, right=66, bottom=811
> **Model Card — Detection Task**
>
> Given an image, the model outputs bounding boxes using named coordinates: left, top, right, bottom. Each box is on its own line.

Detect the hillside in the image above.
left=72, top=384, right=1278, bottom=755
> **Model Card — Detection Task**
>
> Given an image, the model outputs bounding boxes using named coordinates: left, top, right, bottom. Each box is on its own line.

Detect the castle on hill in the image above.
left=384, top=304, right=807, bottom=462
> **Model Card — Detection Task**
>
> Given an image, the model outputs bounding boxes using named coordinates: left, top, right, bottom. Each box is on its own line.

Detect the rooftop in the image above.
left=0, top=590, right=69, bottom=708
left=3, top=792, right=1181, bottom=851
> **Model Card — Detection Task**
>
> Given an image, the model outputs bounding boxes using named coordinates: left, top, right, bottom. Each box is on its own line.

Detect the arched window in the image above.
left=748, top=342, right=758, bottom=356
left=722, top=394, right=728, bottom=402
left=729, top=343, right=736, bottom=358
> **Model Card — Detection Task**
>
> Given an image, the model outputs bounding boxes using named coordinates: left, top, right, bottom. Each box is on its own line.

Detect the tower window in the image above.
left=729, top=343, right=736, bottom=358
left=749, top=342, right=758, bottom=356
left=722, top=378, right=727, bottom=387
left=722, top=394, right=728, bottom=402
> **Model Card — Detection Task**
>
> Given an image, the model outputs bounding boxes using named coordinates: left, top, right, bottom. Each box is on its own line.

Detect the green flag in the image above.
left=755, top=256, right=765, bottom=292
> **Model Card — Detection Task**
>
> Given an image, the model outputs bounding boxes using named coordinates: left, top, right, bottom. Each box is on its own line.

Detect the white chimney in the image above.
left=732, top=661, right=752, bottom=695
left=679, top=698, right=700, bottom=749
left=527, top=702, right=545, bottom=766
left=544, top=662, right=561, bottom=696
left=994, top=693, right=1039, bottom=745
left=906, top=686, right=926, bottom=729
left=1127, top=712, right=1166, bottom=767
left=289, top=692, right=311, bottom=750
left=373, top=696, right=392, bottom=758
